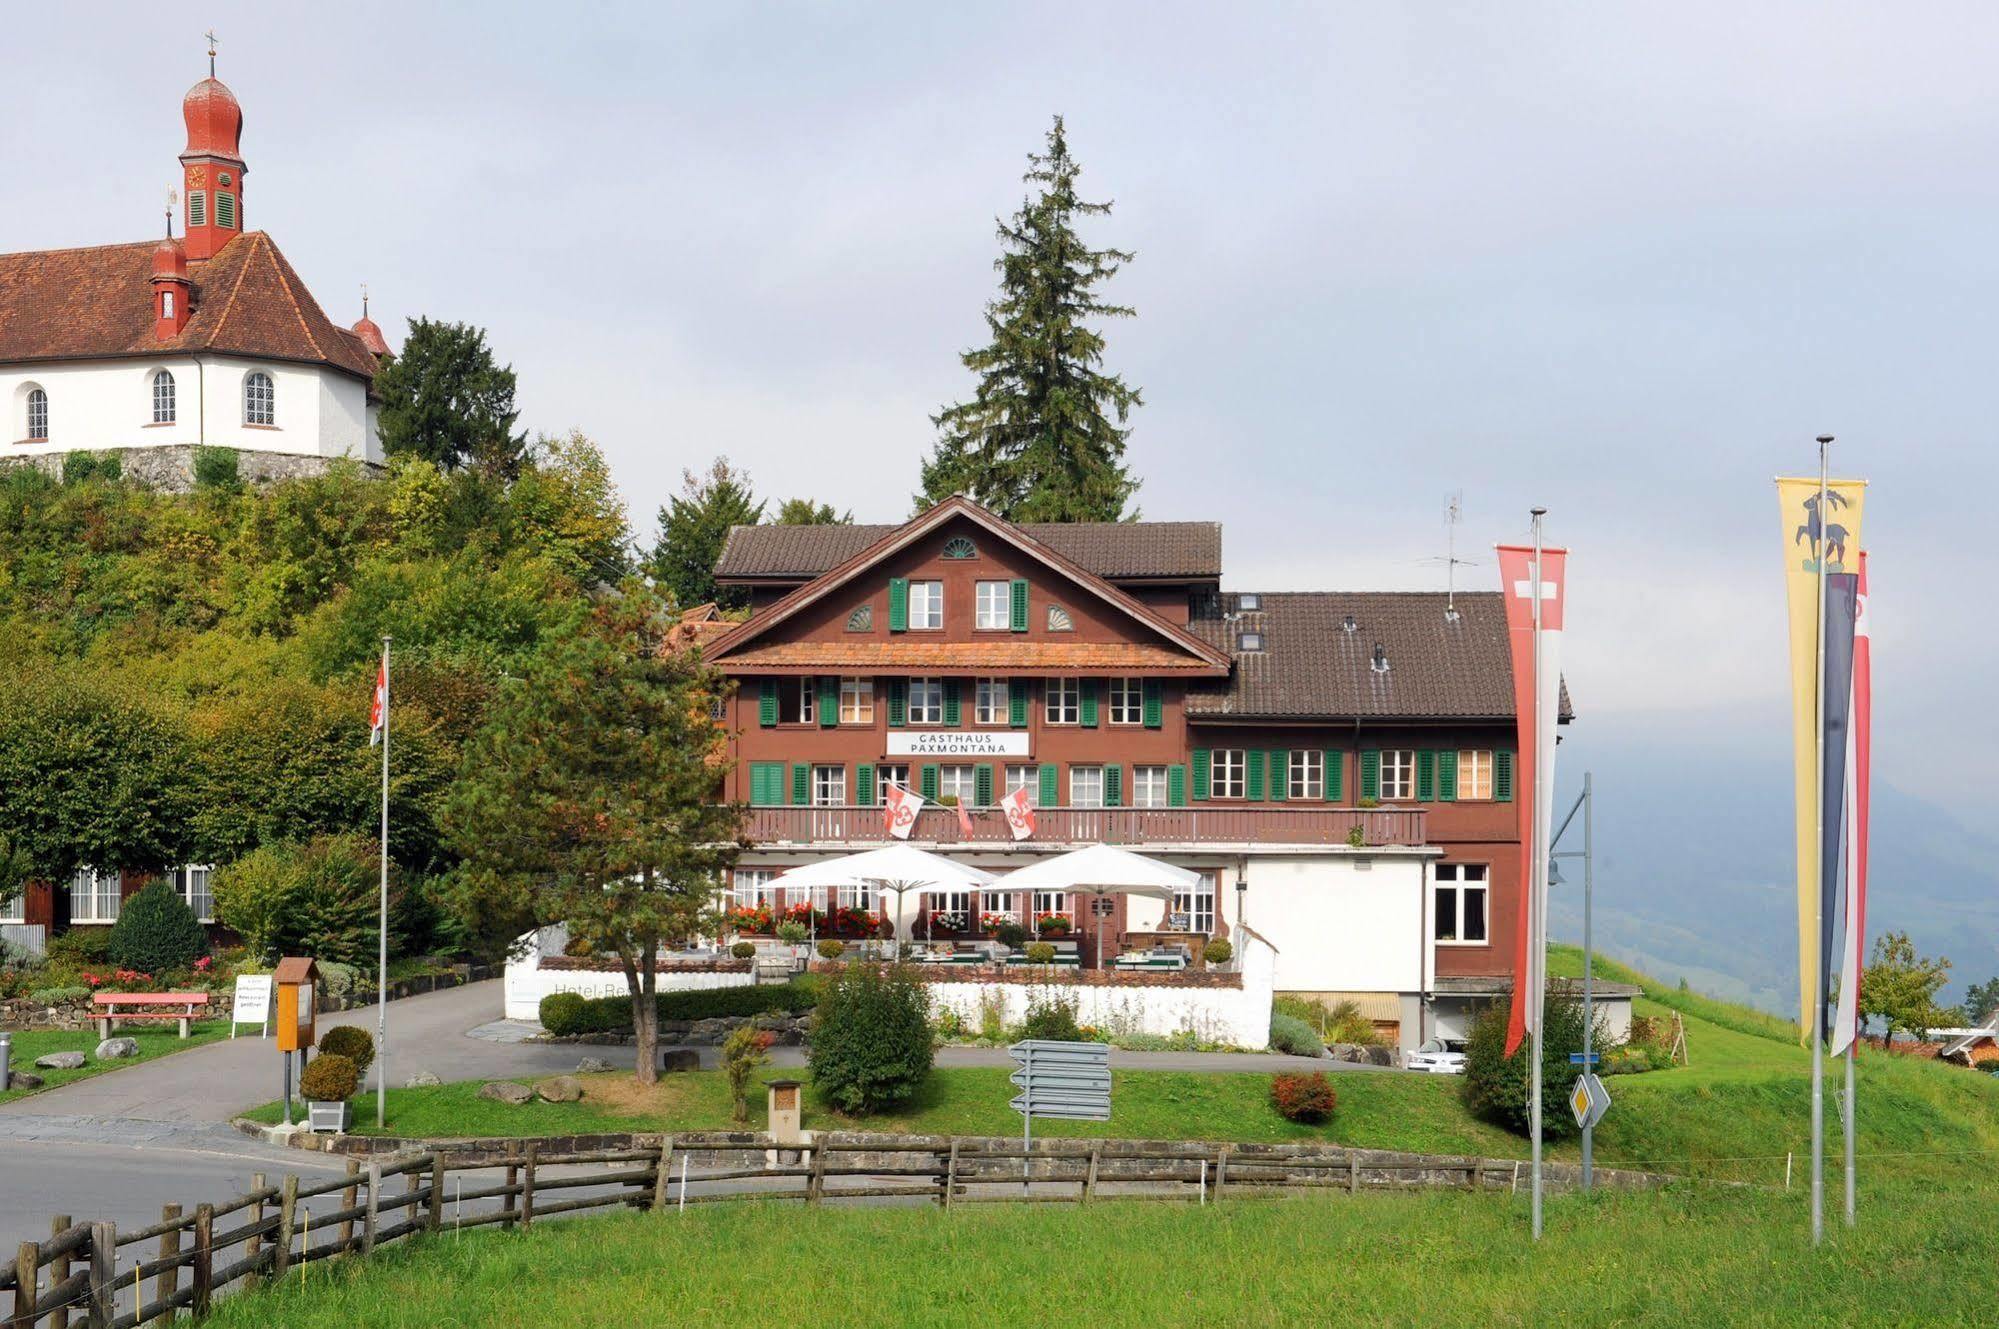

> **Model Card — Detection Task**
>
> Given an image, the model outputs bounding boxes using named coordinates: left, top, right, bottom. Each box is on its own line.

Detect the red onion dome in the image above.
left=350, top=315, right=390, bottom=357
left=182, top=77, right=243, bottom=158
left=152, top=236, right=187, bottom=280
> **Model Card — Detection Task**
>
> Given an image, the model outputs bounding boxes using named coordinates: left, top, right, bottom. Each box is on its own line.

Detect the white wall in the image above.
left=1240, top=855, right=1428, bottom=996
left=3, top=355, right=378, bottom=464
left=503, top=926, right=755, bottom=1021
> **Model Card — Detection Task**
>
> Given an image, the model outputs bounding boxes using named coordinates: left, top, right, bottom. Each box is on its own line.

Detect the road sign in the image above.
left=1008, top=1040, right=1111, bottom=1123
left=230, top=973, right=272, bottom=1039
left=1568, top=1072, right=1611, bottom=1130
left=1567, top=1052, right=1601, bottom=1065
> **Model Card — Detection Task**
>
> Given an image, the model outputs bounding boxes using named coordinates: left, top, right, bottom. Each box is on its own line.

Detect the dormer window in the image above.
left=25, top=387, right=48, bottom=440
left=244, top=371, right=274, bottom=426
left=161, top=290, right=176, bottom=321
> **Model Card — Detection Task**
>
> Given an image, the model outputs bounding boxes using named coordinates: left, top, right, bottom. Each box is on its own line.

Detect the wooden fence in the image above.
left=1, top=1133, right=1657, bottom=1326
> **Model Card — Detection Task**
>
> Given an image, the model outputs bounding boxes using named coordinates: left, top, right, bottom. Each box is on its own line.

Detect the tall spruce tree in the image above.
left=919, top=116, right=1142, bottom=521
left=645, top=458, right=765, bottom=609
left=375, top=318, right=527, bottom=477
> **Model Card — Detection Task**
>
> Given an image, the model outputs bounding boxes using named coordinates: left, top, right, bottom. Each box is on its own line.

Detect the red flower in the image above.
left=83, top=973, right=102, bottom=987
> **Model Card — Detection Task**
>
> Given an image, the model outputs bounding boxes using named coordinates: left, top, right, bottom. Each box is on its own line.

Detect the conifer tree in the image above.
left=919, top=116, right=1141, bottom=521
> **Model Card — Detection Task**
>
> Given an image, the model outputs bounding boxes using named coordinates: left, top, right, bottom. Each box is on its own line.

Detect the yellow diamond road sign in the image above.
left=1569, top=1072, right=1611, bottom=1130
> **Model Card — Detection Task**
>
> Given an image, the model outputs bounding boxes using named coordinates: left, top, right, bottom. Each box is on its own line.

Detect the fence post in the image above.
left=427, top=1156, right=445, bottom=1234
left=245, top=1173, right=265, bottom=1283
left=942, top=1139, right=960, bottom=1210
left=191, top=1206, right=212, bottom=1317
left=1215, top=1146, right=1229, bottom=1204
left=1349, top=1153, right=1360, bottom=1195
left=650, top=1137, right=675, bottom=1213
left=86, top=1221, right=114, bottom=1329
left=273, top=1176, right=297, bottom=1280
left=156, top=1204, right=182, bottom=1321
left=47, top=1215, right=68, bottom=1328
left=807, top=1141, right=826, bottom=1205
left=13, top=1241, right=38, bottom=1329
left=1468, top=1158, right=1483, bottom=1191
left=520, top=1144, right=538, bottom=1229
left=1084, top=1142, right=1101, bottom=1203
left=363, top=1164, right=381, bottom=1255
left=340, top=1160, right=360, bottom=1252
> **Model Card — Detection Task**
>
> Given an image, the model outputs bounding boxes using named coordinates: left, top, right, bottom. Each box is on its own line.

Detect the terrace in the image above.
left=740, top=804, right=1427, bottom=851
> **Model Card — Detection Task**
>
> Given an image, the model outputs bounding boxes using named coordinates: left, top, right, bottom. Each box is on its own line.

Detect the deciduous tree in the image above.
left=1860, top=931, right=1953, bottom=1046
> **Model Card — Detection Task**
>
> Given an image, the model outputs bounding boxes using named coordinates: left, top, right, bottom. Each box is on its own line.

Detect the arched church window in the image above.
left=244, top=372, right=275, bottom=426
left=152, top=371, right=176, bottom=424
left=25, top=387, right=48, bottom=441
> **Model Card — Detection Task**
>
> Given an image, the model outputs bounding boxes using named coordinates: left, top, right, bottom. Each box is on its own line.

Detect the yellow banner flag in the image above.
left=1777, top=475, right=1866, bottom=1039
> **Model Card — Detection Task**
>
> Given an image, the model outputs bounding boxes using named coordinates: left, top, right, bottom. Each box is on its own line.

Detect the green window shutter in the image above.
left=888, top=579, right=909, bottom=633
left=1009, top=680, right=1029, bottom=728
left=1190, top=749, right=1211, bottom=802
left=790, top=763, right=810, bottom=806
left=1417, top=750, right=1437, bottom=802
left=1010, top=579, right=1029, bottom=632
left=855, top=764, right=875, bottom=807
left=758, top=679, right=778, bottom=727
left=1360, top=749, right=1381, bottom=802
left=975, top=764, right=995, bottom=807
left=886, top=679, right=906, bottom=728
left=1246, top=749, right=1266, bottom=801
left=1269, top=752, right=1290, bottom=801
left=818, top=676, right=838, bottom=727
left=1324, top=751, right=1343, bottom=802
left=215, top=192, right=236, bottom=229
left=1438, top=751, right=1458, bottom=802
left=1079, top=679, right=1099, bottom=729
left=943, top=678, right=962, bottom=726
left=1103, top=763, right=1122, bottom=808
left=1168, top=764, right=1188, bottom=807
left=1494, top=749, right=1515, bottom=802
left=748, top=762, right=779, bottom=805
left=1039, top=763, right=1059, bottom=807
left=920, top=764, right=939, bottom=802
left=1142, top=679, right=1163, bottom=729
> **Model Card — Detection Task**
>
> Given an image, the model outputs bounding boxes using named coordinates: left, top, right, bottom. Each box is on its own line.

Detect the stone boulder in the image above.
left=659, top=1048, right=701, bottom=1074
left=35, top=1052, right=87, bottom=1071
left=6, top=1071, right=44, bottom=1091
left=95, top=1038, right=140, bottom=1060
left=404, top=1071, right=442, bottom=1088
left=575, top=1056, right=613, bottom=1074
left=476, top=1081, right=533, bottom=1106
left=534, top=1075, right=584, bottom=1104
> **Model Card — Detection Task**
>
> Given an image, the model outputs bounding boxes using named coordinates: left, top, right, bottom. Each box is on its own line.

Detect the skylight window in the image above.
left=1239, top=630, right=1265, bottom=652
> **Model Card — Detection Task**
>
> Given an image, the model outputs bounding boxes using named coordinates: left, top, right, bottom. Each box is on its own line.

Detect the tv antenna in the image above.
left=1418, top=492, right=1481, bottom=620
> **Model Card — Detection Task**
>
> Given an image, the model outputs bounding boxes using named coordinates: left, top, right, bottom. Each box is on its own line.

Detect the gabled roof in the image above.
left=702, top=496, right=1233, bottom=674
left=0, top=232, right=378, bottom=381
left=716, top=519, right=1221, bottom=582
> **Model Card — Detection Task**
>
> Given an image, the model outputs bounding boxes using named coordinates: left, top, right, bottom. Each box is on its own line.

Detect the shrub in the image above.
left=1201, top=939, right=1233, bottom=967
left=1268, top=1012, right=1325, bottom=1057
left=29, top=985, right=91, bottom=1006
left=45, top=929, right=114, bottom=967
left=730, top=941, right=757, bottom=959
left=1461, top=995, right=1604, bottom=1140
left=808, top=963, right=933, bottom=1114
left=721, top=1024, right=774, bottom=1123
left=775, top=921, right=808, bottom=945
left=1025, top=942, right=1057, bottom=966
left=317, top=1025, right=376, bottom=1075
left=817, top=939, right=845, bottom=960
left=107, top=882, right=209, bottom=974
left=994, top=921, right=1029, bottom=950
left=299, top=1052, right=359, bottom=1103
left=539, top=992, right=588, bottom=1036
left=63, top=451, right=98, bottom=484
left=538, top=982, right=819, bottom=1036
left=192, top=446, right=240, bottom=490
left=1020, top=991, right=1083, bottom=1042
left=214, top=834, right=398, bottom=965
left=1325, top=999, right=1383, bottom=1047
left=1270, top=1072, right=1338, bottom=1123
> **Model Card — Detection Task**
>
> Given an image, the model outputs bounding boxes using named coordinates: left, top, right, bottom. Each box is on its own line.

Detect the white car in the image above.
left=1406, top=1038, right=1467, bottom=1075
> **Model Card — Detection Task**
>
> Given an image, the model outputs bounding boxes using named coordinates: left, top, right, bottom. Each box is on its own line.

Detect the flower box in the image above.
left=307, top=1100, right=352, bottom=1134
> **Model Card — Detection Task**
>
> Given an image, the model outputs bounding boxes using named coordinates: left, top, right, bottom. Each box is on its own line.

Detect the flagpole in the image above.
left=377, top=636, right=391, bottom=1132
left=1810, top=439, right=1829, bottom=1247
left=1529, top=507, right=1546, bottom=1242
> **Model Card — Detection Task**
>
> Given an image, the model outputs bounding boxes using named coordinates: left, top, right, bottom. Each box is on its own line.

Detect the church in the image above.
left=0, top=55, right=390, bottom=487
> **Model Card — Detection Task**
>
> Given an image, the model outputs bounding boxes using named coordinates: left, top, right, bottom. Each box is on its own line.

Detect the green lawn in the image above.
left=199, top=1170, right=1999, bottom=1328
left=1, top=1020, right=233, bottom=1103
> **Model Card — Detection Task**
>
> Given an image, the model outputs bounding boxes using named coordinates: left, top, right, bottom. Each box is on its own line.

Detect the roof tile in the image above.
left=715, top=520, right=1221, bottom=581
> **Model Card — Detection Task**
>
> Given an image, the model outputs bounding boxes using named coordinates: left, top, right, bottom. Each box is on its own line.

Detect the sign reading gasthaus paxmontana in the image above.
left=886, top=732, right=1031, bottom=757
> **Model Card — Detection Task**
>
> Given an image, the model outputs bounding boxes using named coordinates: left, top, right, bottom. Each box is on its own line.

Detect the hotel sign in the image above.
left=886, top=732, right=1032, bottom=758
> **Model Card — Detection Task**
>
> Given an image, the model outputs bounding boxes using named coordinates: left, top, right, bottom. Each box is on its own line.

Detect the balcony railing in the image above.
left=740, top=804, right=1427, bottom=849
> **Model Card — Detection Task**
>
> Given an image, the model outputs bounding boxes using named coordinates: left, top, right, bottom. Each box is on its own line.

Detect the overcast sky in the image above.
left=11, top=3, right=1996, bottom=823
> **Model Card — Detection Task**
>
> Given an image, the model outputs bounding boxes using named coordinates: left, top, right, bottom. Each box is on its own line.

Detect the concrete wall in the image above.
left=503, top=926, right=755, bottom=1021
left=1238, top=853, right=1429, bottom=996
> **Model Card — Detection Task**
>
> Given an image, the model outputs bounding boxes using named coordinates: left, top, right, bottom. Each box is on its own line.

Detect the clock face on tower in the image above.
left=187, top=166, right=207, bottom=188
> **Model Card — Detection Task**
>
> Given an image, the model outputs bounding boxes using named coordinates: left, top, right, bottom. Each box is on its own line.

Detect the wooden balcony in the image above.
left=740, top=804, right=1428, bottom=850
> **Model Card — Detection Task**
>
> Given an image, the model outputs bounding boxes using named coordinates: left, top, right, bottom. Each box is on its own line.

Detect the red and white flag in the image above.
left=955, top=799, right=975, bottom=838
left=1831, top=554, right=1871, bottom=1056
left=882, top=781, right=924, bottom=840
left=1496, top=541, right=1569, bottom=1057
left=368, top=658, right=388, bottom=747
left=1000, top=784, right=1036, bottom=842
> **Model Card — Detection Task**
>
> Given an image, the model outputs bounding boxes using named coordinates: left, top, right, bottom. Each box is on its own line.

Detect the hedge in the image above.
left=539, top=981, right=818, bottom=1036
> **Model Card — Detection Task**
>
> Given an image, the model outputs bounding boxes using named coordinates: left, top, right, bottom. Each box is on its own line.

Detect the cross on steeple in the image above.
left=361, top=282, right=370, bottom=318
left=204, top=29, right=219, bottom=77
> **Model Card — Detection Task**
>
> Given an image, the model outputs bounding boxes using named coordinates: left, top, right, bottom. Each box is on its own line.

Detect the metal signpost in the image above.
left=1008, top=1040, right=1111, bottom=1191
left=1550, top=770, right=1595, bottom=1188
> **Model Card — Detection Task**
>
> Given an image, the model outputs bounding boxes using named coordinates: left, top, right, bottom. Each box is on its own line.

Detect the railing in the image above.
left=0, top=1131, right=1664, bottom=1324
left=741, top=805, right=1427, bottom=849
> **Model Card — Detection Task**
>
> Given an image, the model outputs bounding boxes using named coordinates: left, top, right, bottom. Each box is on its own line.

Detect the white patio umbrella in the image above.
left=766, top=846, right=996, bottom=954
left=997, top=844, right=1204, bottom=967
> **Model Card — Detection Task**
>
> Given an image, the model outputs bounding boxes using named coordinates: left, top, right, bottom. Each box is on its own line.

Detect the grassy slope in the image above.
left=200, top=1173, right=1999, bottom=1329
left=1, top=1020, right=232, bottom=1104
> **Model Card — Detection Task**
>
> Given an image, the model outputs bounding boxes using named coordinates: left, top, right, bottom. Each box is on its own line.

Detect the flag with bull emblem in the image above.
left=882, top=781, right=924, bottom=840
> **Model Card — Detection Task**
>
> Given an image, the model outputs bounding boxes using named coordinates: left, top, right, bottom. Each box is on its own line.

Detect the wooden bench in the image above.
left=92, top=991, right=210, bottom=1040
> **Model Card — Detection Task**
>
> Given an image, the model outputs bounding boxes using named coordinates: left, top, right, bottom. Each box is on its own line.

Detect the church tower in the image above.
left=180, top=39, right=245, bottom=261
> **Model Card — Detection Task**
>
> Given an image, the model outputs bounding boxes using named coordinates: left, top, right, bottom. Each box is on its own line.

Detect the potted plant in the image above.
left=299, top=1052, right=359, bottom=1134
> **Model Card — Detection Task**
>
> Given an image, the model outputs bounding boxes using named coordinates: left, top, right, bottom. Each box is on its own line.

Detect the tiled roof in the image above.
left=1185, top=591, right=1573, bottom=721
left=715, top=520, right=1222, bottom=581
left=0, top=233, right=378, bottom=381
left=721, top=641, right=1215, bottom=673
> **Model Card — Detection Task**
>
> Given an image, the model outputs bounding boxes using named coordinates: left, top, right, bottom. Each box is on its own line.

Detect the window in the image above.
left=1033, top=891, right=1069, bottom=921
left=981, top=890, right=1019, bottom=921
left=1238, top=593, right=1261, bottom=611
left=152, top=370, right=176, bottom=424
left=1004, top=765, right=1039, bottom=806
left=175, top=864, right=215, bottom=923
left=836, top=883, right=875, bottom=913
left=1131, top=765, right=1170, bottom=808
left=1457, top=750, right=1495, bottom=801
left=1069, top=765, right=1104, bottom=809
left=161, top=291, right=176, bottom=321
left=215, top=191, right=237, bottom=229
left=1434, top=864, right=1490, bottom=944
left=70, top=869, right=122, bottom=924
left=839, top=678, right=874, bottom=724
left=775, top=677, right=815, bottom=725
left=907, top=580, right=943, bottom=630
left=975, top=581, right=1011, bottom=630
left=1289, top=750, right=1324, bottom=800
left=812, top=765, right=846, bottom=807
left=1238, top=631, right=1265, bottom=652
left=1107, top=678, right=1144, bottom=725
left=937, top=765, right=977, bottom=805
left=1044, top=678, right=1080, bottom=725
left=876, top=764, right=911, bottom=803
left=942, top=536, right=977, bottom=559
left=1380, top=749, right=1416, bottom=801
left=931, top=891, right=972, bottom=929
left=1211, top=749, right=1246, bottom=799
left=244, top=371, right=274, bottom=426
left=733, top=868, right=777, bottom=909
left=1172, top=872, right=1217, bottom=935
left=26, top=387, right=48, bottom=440
left=907, top=678, right=944, bottom=725
left=845, top=604, right=873, bottom=632
left=188, top=191, right=207, bottom=228
left=974, top=678, right=1009, bottom=725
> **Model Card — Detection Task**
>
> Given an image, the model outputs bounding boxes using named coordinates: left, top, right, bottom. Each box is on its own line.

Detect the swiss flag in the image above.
left=368, top=659, right=388, bottom=747
left=1000, top=785, right=1036, bottom=841
left=882, top=782, right=924, bottom=840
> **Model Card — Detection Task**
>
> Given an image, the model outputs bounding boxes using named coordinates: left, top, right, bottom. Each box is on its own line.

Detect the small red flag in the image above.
left=368, top=660, right=388, bottom=747
left=955, top=800, right=974, bottom=838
